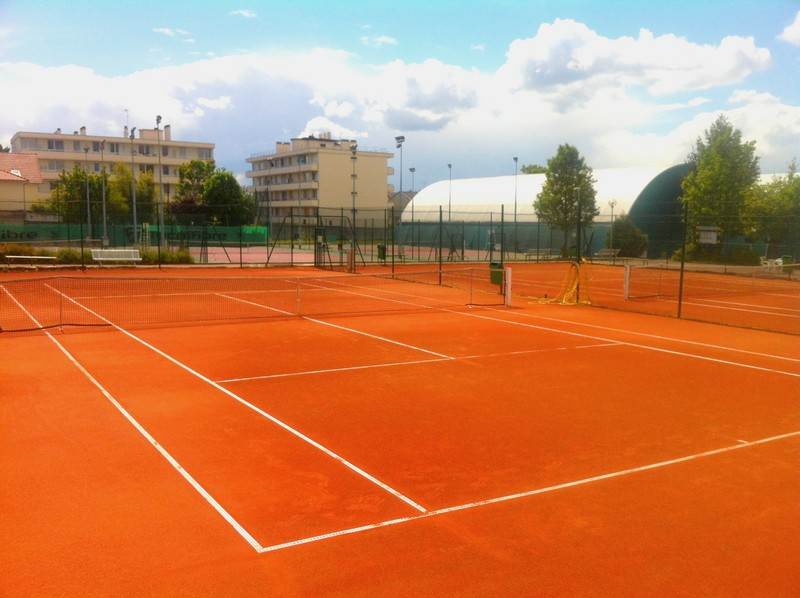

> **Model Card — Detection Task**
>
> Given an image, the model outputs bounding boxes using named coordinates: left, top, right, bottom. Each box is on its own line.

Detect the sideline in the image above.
left=49, top=286, right=430, bottom=517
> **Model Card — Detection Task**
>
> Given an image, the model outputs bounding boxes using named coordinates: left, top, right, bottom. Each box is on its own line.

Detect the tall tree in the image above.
left=203, top=169, right=255, bottom=225
left=681, top=114, right=760, bottom=242
left=172, top=159, right=216, bottom=216
left=743, top=160, right=800, bottom=258
left=534, top=144, right=599, bottom=257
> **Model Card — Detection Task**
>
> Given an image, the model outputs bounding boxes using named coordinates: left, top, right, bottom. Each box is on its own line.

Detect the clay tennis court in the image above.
left=2, top=264, right=799, bottom=595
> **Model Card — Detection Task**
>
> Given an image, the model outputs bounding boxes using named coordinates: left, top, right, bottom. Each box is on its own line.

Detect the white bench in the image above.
left=594, top=248, right=621, bottom=259
left=525, top=249, right=552, bottom=261
left=91, top=249, right=142, bottom=264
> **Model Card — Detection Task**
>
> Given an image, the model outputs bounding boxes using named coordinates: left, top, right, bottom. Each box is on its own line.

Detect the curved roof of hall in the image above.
left=402, top=167, right=670, bottom=222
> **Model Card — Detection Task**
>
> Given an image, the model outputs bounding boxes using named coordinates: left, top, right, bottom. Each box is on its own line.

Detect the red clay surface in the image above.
left=2, top=265, right=799, bottom=596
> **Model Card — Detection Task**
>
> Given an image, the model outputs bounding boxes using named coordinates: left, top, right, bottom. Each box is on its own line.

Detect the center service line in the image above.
left=54, top=288, right=429, bottom=516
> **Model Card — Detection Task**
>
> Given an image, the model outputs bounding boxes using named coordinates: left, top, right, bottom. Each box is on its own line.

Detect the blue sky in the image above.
left=1, top=0, right=799, bottom=191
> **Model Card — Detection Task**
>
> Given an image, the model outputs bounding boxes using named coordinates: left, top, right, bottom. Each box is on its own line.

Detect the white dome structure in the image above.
left=402, top=167, right=668, bottom=223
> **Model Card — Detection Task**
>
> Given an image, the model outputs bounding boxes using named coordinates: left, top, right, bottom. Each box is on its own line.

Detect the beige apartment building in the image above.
left=246, top=134, right=395, bottom=227
left=9, top=126, right=215, bottom=208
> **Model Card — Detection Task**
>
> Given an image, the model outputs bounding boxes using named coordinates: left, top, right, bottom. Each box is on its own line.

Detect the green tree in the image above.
left=743, top=160, right=800, bottom=258
left=609, top=213, right=648, bottom=258
left=203, top=169, right=255, bottom=225
left=534, top=144, right=599, bottom=257
left=48, top=166, right=107, bottom=227
left=172, top=159, right=216, bottom=216
left=681, top=114, right=760, bottom=245
left=105, top=161, right=156, bottom=225
left=521, top=163, right=547, bottom=174
left=107, top=162, right=133, bottom=221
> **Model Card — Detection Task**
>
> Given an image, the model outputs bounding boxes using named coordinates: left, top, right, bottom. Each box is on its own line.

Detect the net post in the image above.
left=504, top=267, right=512, bottom=306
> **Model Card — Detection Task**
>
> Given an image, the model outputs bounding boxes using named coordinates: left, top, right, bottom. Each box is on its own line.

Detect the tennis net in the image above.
left=0, top=268, right=507, bottom=333
left=624, top=261, right=800, bottom=300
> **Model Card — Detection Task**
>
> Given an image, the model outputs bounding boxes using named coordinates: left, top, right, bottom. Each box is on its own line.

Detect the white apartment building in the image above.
left=246, top=133, right=395, bottom=226
left=10, top=125, right=215, bottom=206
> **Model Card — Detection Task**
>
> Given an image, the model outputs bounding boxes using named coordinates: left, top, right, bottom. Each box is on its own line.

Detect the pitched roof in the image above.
left=0, top=153, right=43, bottom=183
left=0, top=169, right=27, bottom=182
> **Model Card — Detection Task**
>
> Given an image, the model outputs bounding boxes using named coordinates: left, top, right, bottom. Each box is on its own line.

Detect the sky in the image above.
left=1, top=0, right=799, bottom=192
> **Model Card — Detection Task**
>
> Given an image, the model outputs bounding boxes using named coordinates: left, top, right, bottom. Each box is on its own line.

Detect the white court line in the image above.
left=258, top=430, right=800, bottom=553
left=218, top=343, right=615, bottom=384
left=218, top=356, right=452, bottom=383
left=515, top=311, right=800, bottom=364
left=217, top=292, right=294, bottom=316
left=304, top=316, right=454, bottom=359
left=458, top=309, right=800, bottom=378
left=50, top=286, right=429, bottom=516
left=697, top=297, right=800, bottom=315
left=3, top=286, right=264, bottom=552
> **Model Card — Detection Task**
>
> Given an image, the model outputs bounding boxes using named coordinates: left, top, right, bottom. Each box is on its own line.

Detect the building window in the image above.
left=108, top=143, right=121, bottom=154
left=22, top=138, right=39, bottom=150
left=47, top=139, right=64, bottom=151
left=162, top=165, right=169, bottom=176
left=198, top=148, right=212, bottom=160
left=139, top=144, right=152, bottom=156
left=178, top=147, right=187, bottom=158
left=162, top=145, right=168, bottom=157
left=46, top=160, right=65, bottom=171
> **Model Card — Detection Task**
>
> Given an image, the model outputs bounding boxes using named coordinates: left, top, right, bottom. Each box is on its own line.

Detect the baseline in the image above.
left=258, top=430, right=800, bottom=553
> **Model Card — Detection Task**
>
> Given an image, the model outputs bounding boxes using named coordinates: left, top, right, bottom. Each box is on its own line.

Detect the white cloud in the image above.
left=778, top=11, right=800, bottom=45
left=360, top=35, right=398, bottom=48
left=498, top=19, right=770, bottom=98
left=0, top=18, right=793, bottom=179
left=231, top=9, right=257, bottom=19
left=153, top=28, right=191, bottom=37
left=196, top=96, right=233, bottom=110
left=300, top=116, right=365, bottom=141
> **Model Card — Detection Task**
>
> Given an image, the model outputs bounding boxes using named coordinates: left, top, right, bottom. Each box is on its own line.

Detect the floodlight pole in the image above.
left=608, top=199, right=617, bottom=264
left=130, top=127, right=138, bottom=245
left=513, top=156, right=518, bottom=253
left=350, top=143, right=358, bottom=246
left=156, top=115, right=165, bottom=247
left=83, top=146, right=92, bottom=241
left=100, top=140, right=107, bottom=245
left=409, top=166, right=415, bottom=257
left=447, top=163, right=452, bottom=222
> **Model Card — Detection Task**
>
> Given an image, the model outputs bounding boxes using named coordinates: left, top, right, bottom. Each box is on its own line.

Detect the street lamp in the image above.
left=513, top=156, right=518, bottom=253
left=608, top=199, right=617, bottom=262
left=83, top=146, right=91, bottom=241
left=409, top=166, right=416, bottom=257
left=395, top=135, right=405, bottom=209
left=575, top=185, right=581, bottom=262
left=130, top=127, right=138, bottom=245
left=350, top=143, right=358, bottom=243
left=156, top=115, right=165, bottom=247
left=447, top=163, right=452, bottom=222
left=100, top=140, right=107, bottom=245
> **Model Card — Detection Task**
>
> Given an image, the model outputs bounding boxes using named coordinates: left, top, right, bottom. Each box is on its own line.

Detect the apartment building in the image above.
left=246, top=133, right=394, bottom=226
left=0, top=153, right=43, bottom=223
left=9, top=126, right=215, bottom=207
